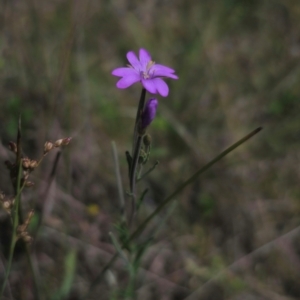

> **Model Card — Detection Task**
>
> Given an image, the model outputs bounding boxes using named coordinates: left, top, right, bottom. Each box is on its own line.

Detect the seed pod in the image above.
left=54, top=137, right=72, bottom=147
left=44, top=141, right=54, bottom=154
left=22, top=158, right=30, bottom=169
left=25, top=181, right=35, bottom=188
left=29, top=160, right=38, bottom=169
left=61, top=137, right=72, bottom=146
left=3, top=200, right=12, bottom=210
left=54, top=139, right=63, bottom=147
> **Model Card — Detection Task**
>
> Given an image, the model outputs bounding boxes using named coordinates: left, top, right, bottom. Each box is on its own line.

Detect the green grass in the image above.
left=1, top=0, right=300, bottom=299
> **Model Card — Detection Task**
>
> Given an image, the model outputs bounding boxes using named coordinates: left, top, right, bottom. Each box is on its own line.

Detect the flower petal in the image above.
left=112, top=67, right=138, bottom=77
left=152, top=78, right=169, bottom=97
left=163, top=73, right=179, bottom=79
left=152, top=64, right=178, bottom=79
left=154, top=64, right=176, bottom=74
left=139, top=48, right=151, bottom=70
left=126, top=51, right=141, bottom=70
left=116, top=74, right=140, bottom=89
left=141, top=79, right=157, bottom=94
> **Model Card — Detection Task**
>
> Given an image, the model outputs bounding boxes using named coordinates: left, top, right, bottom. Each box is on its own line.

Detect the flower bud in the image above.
left=22, top=158, right=31, bottom=169
left=143, top=134, right=152, bottom=147
left=140, top=98, right=158, bottom=132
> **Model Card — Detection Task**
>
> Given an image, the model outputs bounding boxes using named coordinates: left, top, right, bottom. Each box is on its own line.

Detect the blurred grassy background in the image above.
left=1, top=0, right=300, bottom=299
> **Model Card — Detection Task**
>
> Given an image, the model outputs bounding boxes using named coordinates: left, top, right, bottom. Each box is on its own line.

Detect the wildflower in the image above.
left=112, top=48, right=178, bottom=97
left=140, top=98, right=158, bottom=131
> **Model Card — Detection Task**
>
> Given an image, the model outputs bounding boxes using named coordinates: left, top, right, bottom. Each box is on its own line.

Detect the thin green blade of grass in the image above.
left=111, top=141, right=126, bottom=223
left=0, top=161, right=23, bottom=297
left=131, top=127, right=262, bottom=240
left=52, top=249, right=77, bottom=300
left=0, top=119, right=23, bottom=297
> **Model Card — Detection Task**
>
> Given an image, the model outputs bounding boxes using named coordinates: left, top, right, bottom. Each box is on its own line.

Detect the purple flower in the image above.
left=141, top=98, right=158, bottom=130
left=112, top=48, right=178, bottom=97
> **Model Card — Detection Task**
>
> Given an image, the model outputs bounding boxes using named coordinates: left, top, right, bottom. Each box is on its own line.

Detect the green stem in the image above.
left=112, top=142, right=126, bottom=223
left=131, top=88, right=146, bottom=155
left=125, top=265, right=137, bottom=300
left=129, top=135, right=143, bottom=224
left=0, top=158, right=22, bottom=296
left=129, top=88, right=146, bottom=225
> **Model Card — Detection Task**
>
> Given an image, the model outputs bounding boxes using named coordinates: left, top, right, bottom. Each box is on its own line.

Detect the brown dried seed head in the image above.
left=54, top=137, right=72, bottom=147
left=61, top=137, right=72, bottom=146
left=8, top=142, right=17, bottom=153
left=3, top=201, right=11, bottom=209
left=25, top=181, right=35, bottom=188
left=22, top=158, right=30, bottom=169
left=29, top=160, right=38, bottom=169
left=44, top=141, right=54, bottom=154
left=6, top=197, right=15, bottom=205
left=23, top=209, right=34, bottom=228
left=28, top=209, right=34, bottom=220
left=23, top=171, right=29, bottom=179
left=23, top=235, right=32, bottom=244
left=54, top=139, right=63, bottom=147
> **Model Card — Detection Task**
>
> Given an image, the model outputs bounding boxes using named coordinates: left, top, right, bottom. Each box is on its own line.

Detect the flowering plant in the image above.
left=112, top=48, right=178, bottom=97
left=112, top=49, right=179, bottom=226
left=83, top=47, right=261, bottom=299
